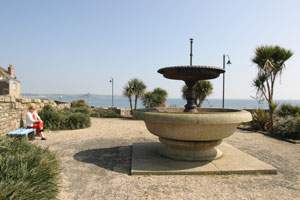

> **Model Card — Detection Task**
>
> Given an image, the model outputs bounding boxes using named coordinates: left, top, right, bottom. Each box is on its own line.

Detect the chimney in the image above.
left=8, top=64, right=16, bottom=78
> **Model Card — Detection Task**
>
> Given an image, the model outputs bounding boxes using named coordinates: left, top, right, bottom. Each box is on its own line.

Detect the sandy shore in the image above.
left=34, top=118, right=300, bottom=200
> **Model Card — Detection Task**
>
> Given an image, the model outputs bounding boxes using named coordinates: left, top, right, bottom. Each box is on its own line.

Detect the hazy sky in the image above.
left=0, top=0, right=299, bottom=99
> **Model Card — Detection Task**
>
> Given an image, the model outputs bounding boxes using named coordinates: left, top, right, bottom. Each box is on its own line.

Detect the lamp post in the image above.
left=222, top=54, right=231, bottom=108
left=109, top=77, right=114, bottom=107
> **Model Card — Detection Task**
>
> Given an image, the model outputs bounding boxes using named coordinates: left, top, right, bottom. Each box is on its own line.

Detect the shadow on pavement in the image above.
left=74, top=145, right=131, bottom=175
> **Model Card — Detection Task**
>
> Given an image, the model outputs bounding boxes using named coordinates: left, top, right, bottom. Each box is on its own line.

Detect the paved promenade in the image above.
left=35, top=118, right=300, bottom=200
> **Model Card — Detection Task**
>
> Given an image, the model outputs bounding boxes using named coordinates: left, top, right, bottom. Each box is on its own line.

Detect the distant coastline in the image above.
left=22, top=93, right=300, bottom=109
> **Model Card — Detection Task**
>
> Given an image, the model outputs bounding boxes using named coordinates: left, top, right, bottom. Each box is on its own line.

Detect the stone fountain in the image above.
left=138, top=39, right=252, bottom=161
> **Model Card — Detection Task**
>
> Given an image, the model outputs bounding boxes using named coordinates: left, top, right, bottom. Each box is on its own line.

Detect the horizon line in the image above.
left=21, top=93, right=300, bottom=101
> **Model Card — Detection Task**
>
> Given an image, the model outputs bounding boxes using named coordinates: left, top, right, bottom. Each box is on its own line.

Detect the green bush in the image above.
left=273, top=116, right=300, bottom=139
left=39, top=105, right=91, bottom=130
left=66, top=113, right=91, bottom=129
left=142, top=88, right=168, bottom=108
left=69, top=99, right=91, bottom=115
left=70, top=106, right=91, bottom=115
left=71, top=99, right=89, bottom=108
left=39, top=105, right=66, bottom=130
left=91, top=108, right=121, bottom=118
left=0, top=137, right=59, bottom=200
left=276, top=104, right=300, bottom=117
left=250, top=109, right=269, bottom=131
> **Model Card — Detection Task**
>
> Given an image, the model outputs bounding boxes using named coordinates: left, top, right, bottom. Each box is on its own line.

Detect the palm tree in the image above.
left=182, top=80, right=213, bottom=107
left=123, top=85, right=133, bottom=112
left=252, top=45, right=293, bottom=130
left=130, top=78, right=146, bottom=110
left=123, top=78, right=146, bottom=111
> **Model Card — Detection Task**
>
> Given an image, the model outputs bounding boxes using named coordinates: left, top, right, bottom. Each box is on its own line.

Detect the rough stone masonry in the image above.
left=0, top=96, right=70, bottom=135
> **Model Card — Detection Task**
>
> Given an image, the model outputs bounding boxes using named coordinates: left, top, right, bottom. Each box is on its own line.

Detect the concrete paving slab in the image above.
left=131, top=142, right=277, bottom=175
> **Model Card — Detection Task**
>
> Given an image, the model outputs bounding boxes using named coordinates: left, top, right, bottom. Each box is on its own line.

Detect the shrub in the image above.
left=66, top=113, right=91, bottom=129
left=142, top=88, right=168, bottom=108
left=0, top=137, right=60, bottom=200
left=276, top=104, right=300, bottom=117
left=71, top=99, right=89, bottom=108
left=39, top=105, right=65, bottom=130
left=91, top=108, right=121, bottom=118
left=273, top=116, right=300, bottom=139
left=250, top=109, right=269, bottom=131
left=70, top=99, right=91, bottom=115
left=70, top=106, right=91, bottom=115
left=39, top=105, right=91, bottom=130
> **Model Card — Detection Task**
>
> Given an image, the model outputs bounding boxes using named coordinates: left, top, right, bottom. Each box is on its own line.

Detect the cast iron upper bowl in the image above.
left=157, top=66, right=225, bottom=81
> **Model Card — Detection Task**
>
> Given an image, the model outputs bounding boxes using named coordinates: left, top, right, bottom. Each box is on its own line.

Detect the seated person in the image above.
left=26, top=104, right=46, bottom=140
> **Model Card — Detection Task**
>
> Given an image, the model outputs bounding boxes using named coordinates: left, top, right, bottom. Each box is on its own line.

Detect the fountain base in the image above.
left=159, top=137, right=223, bottom=161
left=131, top=142, right=277, bottom=175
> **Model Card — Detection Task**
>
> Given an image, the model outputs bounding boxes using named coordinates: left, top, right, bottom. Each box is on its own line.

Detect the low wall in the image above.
left=92, top=107, right=132, bottom=118
left=110, top=107, right=131, bottom=117
left=0, top=96, right=70, bottom=135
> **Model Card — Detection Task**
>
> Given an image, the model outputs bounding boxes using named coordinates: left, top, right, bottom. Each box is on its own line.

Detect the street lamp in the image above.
left=109, top=77, right=114, bottom=107
left=222, top=54, right=231, bottom=108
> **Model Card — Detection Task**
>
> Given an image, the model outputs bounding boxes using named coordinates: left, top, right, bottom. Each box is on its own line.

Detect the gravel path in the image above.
left=35, top=118, right=300, bottom=200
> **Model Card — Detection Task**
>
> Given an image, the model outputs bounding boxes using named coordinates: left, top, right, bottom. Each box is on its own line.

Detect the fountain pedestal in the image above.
left=184, top=80, right=198, bottom=113
left=159, top=137, right=223, bottom=161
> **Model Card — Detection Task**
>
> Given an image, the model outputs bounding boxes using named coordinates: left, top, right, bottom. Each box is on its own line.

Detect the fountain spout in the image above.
left=157, top=39, right=225, bottom=112
left=190, top=38, right=193, bottom=66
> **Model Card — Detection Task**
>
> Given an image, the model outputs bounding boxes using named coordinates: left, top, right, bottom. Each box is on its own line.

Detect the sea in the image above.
left=23, top=93, right=300, bottom=110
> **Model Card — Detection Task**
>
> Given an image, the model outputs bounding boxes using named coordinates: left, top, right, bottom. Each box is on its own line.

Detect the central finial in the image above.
left=190, top=38, right=193, bottom=66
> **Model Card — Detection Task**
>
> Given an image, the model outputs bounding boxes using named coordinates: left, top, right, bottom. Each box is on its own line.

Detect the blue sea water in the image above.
left=23, top=93, right=300, bottom=110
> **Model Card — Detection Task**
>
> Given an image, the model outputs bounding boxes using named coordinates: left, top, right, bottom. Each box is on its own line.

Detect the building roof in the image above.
left=0, top=66, right=16, bottom=81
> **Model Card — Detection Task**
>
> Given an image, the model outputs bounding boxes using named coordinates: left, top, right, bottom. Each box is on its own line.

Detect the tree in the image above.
left=123, top=85, right=133, bottom=112
left=143, top=88, right=168, bottom=108
left=123, top=78, right=146, bottom=111
left=252, top=45, right=293, bottom=130
left=182, top=80, right=213, bottom=107
left=131, top=78, right=146, bottom=110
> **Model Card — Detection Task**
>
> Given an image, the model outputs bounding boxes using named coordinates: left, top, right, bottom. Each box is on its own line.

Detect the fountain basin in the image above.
left=157, top=66, right=225, bottom=81
left=137, top=108, right=252, bottom=161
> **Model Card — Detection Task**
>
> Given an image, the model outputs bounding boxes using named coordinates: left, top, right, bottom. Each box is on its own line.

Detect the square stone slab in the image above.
left=131, top=142, right=277, bottom=175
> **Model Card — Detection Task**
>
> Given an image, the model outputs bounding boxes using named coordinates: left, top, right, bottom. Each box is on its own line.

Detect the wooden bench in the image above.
left=7, top=128, right=35, bottom=140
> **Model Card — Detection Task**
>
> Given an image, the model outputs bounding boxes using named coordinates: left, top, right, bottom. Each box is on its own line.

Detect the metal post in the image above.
left=112, top=78, right=114, bottom=107
left=190, top=38, right=193, bottom=66
left=109, top=78, right=114, bottom=107
left=222, top=55, right=225, bottom=109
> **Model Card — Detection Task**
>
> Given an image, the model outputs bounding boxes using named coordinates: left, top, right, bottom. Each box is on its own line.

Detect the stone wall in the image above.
left=118, top=108, right=132, bottom=117
left=0, top=96, right=70, bottom=135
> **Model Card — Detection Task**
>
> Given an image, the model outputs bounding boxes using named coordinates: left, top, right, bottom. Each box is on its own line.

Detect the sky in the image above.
left=0, top=0, right=299, bottom=99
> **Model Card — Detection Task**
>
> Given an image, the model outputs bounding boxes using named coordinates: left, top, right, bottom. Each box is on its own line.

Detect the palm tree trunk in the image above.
left=198, top=101, right=203, bottom=108
left=269, top=111, right=273, bottom=131
left=129, top=97, right=133, bottom=113
left=268, top=103, right=274, bottom=132
left=134, top=95, right=138, bottom=110
left=196, top=98, right=200, bottom=107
